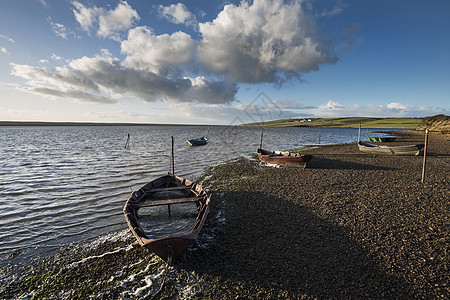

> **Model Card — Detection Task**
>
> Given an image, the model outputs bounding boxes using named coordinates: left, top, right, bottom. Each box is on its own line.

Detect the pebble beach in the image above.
left=1, top=130, right=448, bottom=299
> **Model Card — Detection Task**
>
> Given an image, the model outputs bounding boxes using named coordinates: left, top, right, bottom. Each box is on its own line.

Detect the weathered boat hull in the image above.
left=123, top=174, right=210, bottom=262
left=140, top=235, right=199, bottom=262
left=257, top=148, right=313, bottom=166
left=358, top=141, right=424, bottom=156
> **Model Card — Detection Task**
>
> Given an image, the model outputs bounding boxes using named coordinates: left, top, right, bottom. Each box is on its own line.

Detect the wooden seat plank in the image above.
left=145, top=186, right=192, bottom=193
left=140, top=196, right=201, bottom=207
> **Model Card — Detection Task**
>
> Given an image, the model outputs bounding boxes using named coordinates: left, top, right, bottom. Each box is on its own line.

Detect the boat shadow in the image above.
left=423, top=150, right=450, bottom=156
left=307, top=156, right=399, bottom=171
left=182, top=191, right=415, bottom=299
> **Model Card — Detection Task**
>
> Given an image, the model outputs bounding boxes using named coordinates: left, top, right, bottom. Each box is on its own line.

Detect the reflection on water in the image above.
left=0, top=125, right=395, bottom=266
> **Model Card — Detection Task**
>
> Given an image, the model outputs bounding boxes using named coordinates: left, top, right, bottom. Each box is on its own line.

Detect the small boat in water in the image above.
left=123, top=174, right=210, bottom=262
left=187, top=137, right=208, bottom=146
left=357, top=141, right=424, bottom=156
left=369, top=136, right=397, bottom=142
left=257, top=148, right=313, bottom=167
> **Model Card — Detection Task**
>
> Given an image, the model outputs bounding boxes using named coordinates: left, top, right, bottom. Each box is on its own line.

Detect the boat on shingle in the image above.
left=123, top=175, right=210, bottom=262
left=358, top=141, right=424, bottom=156
left=257, top=148, right=313, bottom=167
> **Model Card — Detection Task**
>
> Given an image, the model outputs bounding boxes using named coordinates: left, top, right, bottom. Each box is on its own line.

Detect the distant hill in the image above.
left=415, top=114, right=450, bottom=134
left=241, top=117, right=423, bottom=129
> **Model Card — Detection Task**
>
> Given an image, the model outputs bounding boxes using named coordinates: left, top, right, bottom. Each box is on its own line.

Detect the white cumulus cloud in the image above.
left=51, top=53, right=65, bottom=61
left=98, top=1, right=140, bottom=40
left=71, top=1, right=102, bottom=32
left=121, top=26, right=195, bottom=75
left=48, top=17, right=81, bottom=40
left=387, top=102, right=409, bottom=110
left=39, top=0, right=49, bottom=8
left=158, top=3, right=196, bottom=26
left=197, top=0, right=338, bottom=84
left=72, top=1, right=139, bottom=41
left=0, top=34, right=15, bottom=44
left=308, top=101, right=447, bottom=118
left=320, top=100, right=344, bottom=110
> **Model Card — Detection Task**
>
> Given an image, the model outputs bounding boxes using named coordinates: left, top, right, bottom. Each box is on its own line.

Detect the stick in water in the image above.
left=259, top=129, right=263, bottom=149
left=124, top=133, right=130, bottom=149
left=358, top=123, right=361, bottom=142
left=171, top=136, right=175, bottom=175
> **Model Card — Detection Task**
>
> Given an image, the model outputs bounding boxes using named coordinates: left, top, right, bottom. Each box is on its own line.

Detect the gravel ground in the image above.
left=184, top=131, right=449, bottom=299
left=1, top=130, right=448, bottom=299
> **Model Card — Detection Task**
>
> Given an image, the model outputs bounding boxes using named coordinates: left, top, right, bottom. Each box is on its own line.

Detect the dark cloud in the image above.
left=11, top=55, right=237, bottom=105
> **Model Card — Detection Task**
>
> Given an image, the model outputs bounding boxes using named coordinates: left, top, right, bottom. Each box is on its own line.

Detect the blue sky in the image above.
left=0, top=0, right=448, bottom=125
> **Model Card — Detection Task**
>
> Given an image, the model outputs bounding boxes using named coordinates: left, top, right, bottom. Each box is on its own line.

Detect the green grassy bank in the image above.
left=242, top=117, right=423, bottom=128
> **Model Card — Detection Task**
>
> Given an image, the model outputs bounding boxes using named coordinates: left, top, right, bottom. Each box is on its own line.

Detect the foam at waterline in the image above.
left=115, top=257, right=159, bottom=287
left=107, top=258, right=149, bottom=283
left=191, top=194, right=226, bottom=251
left=80, top=229, right=131, bottom=252
left=259, top=161, right=282, bottom=168
left=65, top=243, right=134, bottom=269
left=120, top=263, right=168, bottom=298
left=61, top=229, right=133, bottom=269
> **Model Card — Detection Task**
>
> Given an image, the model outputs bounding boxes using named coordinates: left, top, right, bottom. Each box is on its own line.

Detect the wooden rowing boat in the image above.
left=256, top=130, right=312, bottom=167
left=187, top=137, right=208, bottom=146
left=257, top=148, right=313, bottom=167
left=357, top=141, right=424, bottom=156
left=123, top=174, right=210, bottom=262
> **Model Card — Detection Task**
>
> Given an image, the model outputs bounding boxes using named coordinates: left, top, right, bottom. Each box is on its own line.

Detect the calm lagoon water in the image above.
left=0, top=125, right=395, bottom=267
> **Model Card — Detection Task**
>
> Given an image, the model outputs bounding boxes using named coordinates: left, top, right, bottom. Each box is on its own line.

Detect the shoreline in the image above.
left=1, top=131, right=448, bottom=298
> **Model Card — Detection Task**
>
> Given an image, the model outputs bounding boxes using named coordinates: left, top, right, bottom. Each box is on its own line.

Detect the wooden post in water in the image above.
left=169, top=136, right=175, bottom=217
left=421, top=129, right=429, bottom=183
left=318, top=129, right=321, bottom=144
left=124, top=133, right=130, bottom=149
left=358, top=123, right=361, bottom=142
left=259, top=129, right=263, bottom=149
left=170, top=136, right=175, bottom=176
